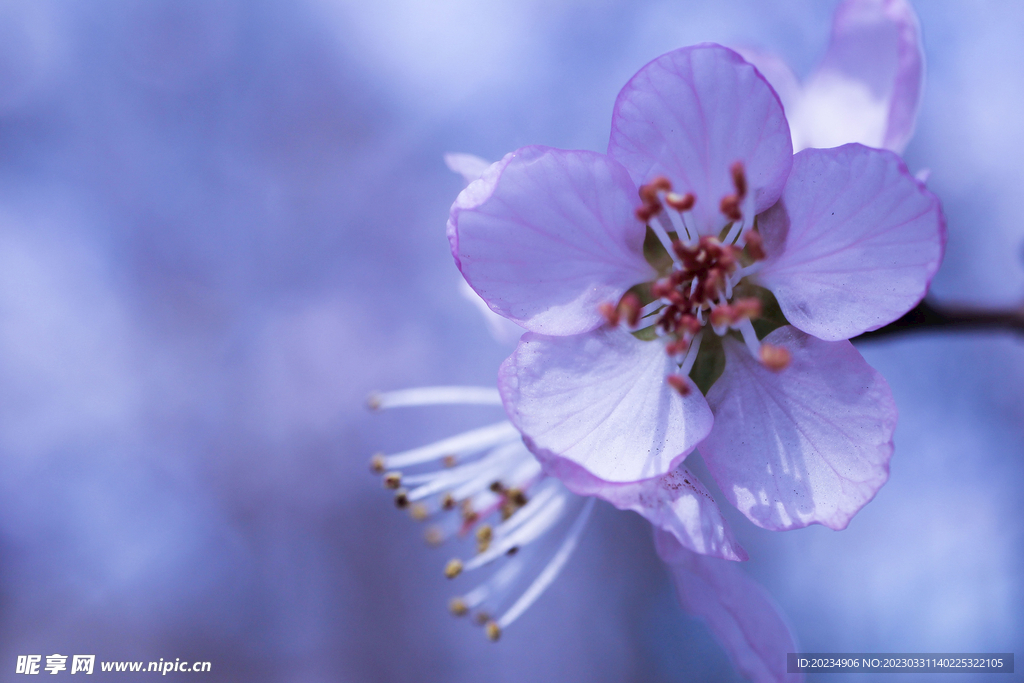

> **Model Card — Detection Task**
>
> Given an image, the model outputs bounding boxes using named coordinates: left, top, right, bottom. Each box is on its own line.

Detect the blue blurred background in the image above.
left=0, top=1, right=1021, bottom=681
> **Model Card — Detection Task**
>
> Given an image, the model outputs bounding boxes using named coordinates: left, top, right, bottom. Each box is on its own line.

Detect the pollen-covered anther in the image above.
left=709, top=304, right=735, bottom=329
left=598, top=302, right=620, bottom=327
left=666, top=374, right=692, bottom=396
left=444, top=558, right=464, bottom=579
left=410, top=503, right=429, bottom=521
left=383, top=472, right=402, bottom=489
left=617, top=293, right=642, bottom=327
left=449, top=597, right=469, bottom=617
left=485, top=621, right=502, bottom=642
left=730, top=161, right=748, bottom=199
left=731, top=298, right=762, bottom=321
left=720, top=194, right=742, bottom=221
left=665, top=191, right=695, bottom=212
left=665, top=338, right=690, bottom=356
left=441, top=493, right=456, bottom=511
left=369, top=453, right=386, bottom=473
left=476, top=524, right=493, bottom=552
left=394, top=489, right=409, bottom=508
left=759, top=343, right=792, bottom=372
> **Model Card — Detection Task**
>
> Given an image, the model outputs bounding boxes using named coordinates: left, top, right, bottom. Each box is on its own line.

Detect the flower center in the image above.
left=601, top=162, right=791, bottom=393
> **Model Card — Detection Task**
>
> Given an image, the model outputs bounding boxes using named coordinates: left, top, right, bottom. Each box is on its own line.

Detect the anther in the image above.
left=731, top=298, right=762, bottom=321
left=666, top=375, right=692, bottom=396
left=424, top=526, right=443, bottom=546
left=665, top=191, right=695, bottom=212
left=474, top=612, right=491, bottom=626
left=394, top=489, right=409, bottom=508
left=709, top=304, right=734, bottom=329
left=730, top=161, right=747, bottom=199
left=759, top=344, right=792, bottom=372
left=635, top=204, right=661, bottom=222
left=485, top=621, right=502, bottom=642
left=449, top=597, right=469, bottom=617
left=506, top=546, right=519, bottom=556
left=410, top=503, right=429, bottom=521
left=476, top=524, right=493, bottom=553
left=720, top=194, right=742, bottom=221
left=369, top=453, right=386, bottom=473
left=443, top=454, right=458, bottom=468
left=489, top=481, right=505, bottom=494
left=383, top=472, right=402, bottom=489
left=598, top=302, right=620, bottom=327
left=665, top=338, right=690, bottom=356
left=366, top=393, right=382, bottom=410
left=444, top=558, right=464, bottom=579
left=618, top=293, right=641, bottom=327
left=508, top=489, right=527, bottom=507
left=441, top=493, right=456, bottom=510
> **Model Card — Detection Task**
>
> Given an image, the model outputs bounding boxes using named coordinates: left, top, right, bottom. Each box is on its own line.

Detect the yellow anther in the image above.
left=449, top=597, right=468, bottom=617
left=475, top=525, right=493, bottom=543
left=410, top=503, right=428, bottom=521
left=383, top=472, right=402, bottom=489
left=369, top=453, right=386, bottom=473
left=485, top=621, right=501, bottom=641
left=444, top=558, right=463, bottom=579
left=759, top=343, right=792, bottom=372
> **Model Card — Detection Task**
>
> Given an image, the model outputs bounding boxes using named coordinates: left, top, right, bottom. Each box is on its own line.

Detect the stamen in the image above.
left=759, top=344, right=791, bottom=371
left=383, top=472, right=402, bottom=489
left=381, top=421, right=519, bottom=469
left=367, top=386, right=503, bottom=409
left=463, top=494, right=567, bottom=571
left=449, top=597, right=469, bottom=616
left=666, top=375, right=691, bottom=396
left=737, top=318, right=762, bottom=357
left=485, top=621, right=502, bottom=641
left=743, top=230, right=765, bottom=261
left=639, top=300, right=664, bottom=319
left=496, top=498, right=594, bottom=630
left=445, top=558, right=464, bottom=579
left=370, top=453, right=386, bottom=473
left=598, top=302, right=619, bottom=327
left=679, top=331, right=703, bottom=376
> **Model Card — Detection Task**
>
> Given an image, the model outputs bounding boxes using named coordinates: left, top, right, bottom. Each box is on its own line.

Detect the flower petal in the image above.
left=655, top=529, right=804, bottom=683
left=756, top=144, right=945, bottom=341
left=448, top=146, right=653, bottom=336
left=444, top=151, right=493, bottom=185
left=701, top=327, right=896, bottom=531
left=499, top=329, right=713, bottom=484
left=734, top=46, right=802, bottom=114
left=789, top=0, right=923, bottom=152
left=608, top=44, right=792, bottom=237
left=598, top=466, right=747, bottom=561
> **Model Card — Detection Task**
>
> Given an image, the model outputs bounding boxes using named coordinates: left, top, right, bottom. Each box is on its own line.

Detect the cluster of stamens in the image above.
left=602, top=162, right=791, bottom=392
left=367, top=387, right=592, bottom=642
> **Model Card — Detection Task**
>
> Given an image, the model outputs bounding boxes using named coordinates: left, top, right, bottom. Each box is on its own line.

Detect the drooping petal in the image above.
left=700, top=327, right=896, bottom=531
left=499, top=329, right=713, bottom=484
left=756, top=144, right=944, bottom=342
left=444, top=151, right=493, bottom=185
left=608, top=44, right=792, bottom=237
left=458, top=279, right=524, bottom=346
left=788, top=0, right=923, bottom=152
left=561, top=465, right=747, bottom=561
left=448, top=146, right=654, bottom=336
left=655, top=529, right=804, bottom=683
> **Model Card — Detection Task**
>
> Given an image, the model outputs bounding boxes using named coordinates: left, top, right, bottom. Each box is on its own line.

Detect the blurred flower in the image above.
left=447, top=43, right=945, bottom=534
left=739, top=0, right=924, bottom=152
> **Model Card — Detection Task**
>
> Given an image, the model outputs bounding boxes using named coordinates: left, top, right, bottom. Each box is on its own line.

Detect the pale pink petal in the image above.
left=789, top=0, right=923, bottom=152
left=734, top=46, right=801, bottom=114
left=756, top=144, right=945, bottom=341
left=655, top=530, right=804, bottom=683
left=499, top=329, right=713, bottom=484
left=443, top=152, right=493, bottom=185
left=608, top=44, right=792, bottom=237
left=701, top=327, right=896, bottom=531
left=448, top=146, right=654, bottom=336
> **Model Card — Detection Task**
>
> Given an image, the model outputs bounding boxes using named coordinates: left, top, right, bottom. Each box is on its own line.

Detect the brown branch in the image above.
left=853, top=298, right=1024, bottom=342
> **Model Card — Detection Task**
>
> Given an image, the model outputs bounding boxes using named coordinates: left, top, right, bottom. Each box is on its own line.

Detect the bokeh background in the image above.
left=0, top=1, right=1021, bottom=681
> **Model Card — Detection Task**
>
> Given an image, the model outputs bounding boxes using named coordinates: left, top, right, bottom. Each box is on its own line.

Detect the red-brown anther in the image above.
left=680, top=314, right=702, bottom=336
left=665, top=191, right=695, bottom=212
left=665, top=338, right=690, bottom=356
left=651, top=279, right=674, bottom=299
left=744, top=230, right=766, bottom=261
left=635, top=204, right=661, bottom=222
left=731, top=297, right=762, bottom=320
left=759, top=344, right=791, bottom=371
left=709, top=305, right=734, bottom=328
left=730, top=161, right=747, bottom=199
left=650, top=176, right=672, bottom=192
left=618, top=293, right=642, bottom=327
left=720, top=194, right=742, bottom=221
left=598, top=302, right=620, bottom=327
left=666, top=375, right=692, bottom=396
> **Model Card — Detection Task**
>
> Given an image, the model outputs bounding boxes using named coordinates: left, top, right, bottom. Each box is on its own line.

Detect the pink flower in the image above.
left=447, top=42, right=945, bottom=542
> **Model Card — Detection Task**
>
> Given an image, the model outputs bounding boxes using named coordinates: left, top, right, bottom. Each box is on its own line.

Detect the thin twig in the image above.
left=854, top=298, right=1024, bottom=342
